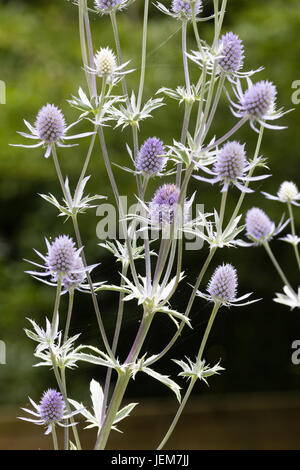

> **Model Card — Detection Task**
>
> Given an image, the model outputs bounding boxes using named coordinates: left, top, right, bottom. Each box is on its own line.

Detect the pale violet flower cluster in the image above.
left=15, top=0, right=291, bottom=452
left=19, top=389, right=79, bottom=435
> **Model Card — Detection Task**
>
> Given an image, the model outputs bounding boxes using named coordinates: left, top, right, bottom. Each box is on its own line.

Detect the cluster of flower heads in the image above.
left=135, top=137, right=166, bottom=175
left=19, top=389, right=78, bottom=435
left=26, top=235, right=97, bottom=293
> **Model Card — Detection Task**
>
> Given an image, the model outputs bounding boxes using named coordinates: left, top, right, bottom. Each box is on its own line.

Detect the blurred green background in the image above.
left=1, top=0, right=300, bottom=449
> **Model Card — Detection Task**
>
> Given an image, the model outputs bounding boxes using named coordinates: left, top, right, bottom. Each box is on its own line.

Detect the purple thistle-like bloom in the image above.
left=171, top=0, right=202, bottom=18
left=62, top=256, right=86, bottom=291
left=135, top=137, right=166, bottom=174
left=39, top=389, right=65, bottom=424
left=218, top=32, right=244, bottom=73
left=242, top=80, right=277, bottom=120
left=149, top=183, right=181, bottom=226
left=207, top=264, right=238, bottom=303
left=46, top=235, right=77, bottom=277
left=35, top=104, right=66, bottom=143
left=95, top=0, right=124, bottom=12
left=246, top=207, right=273, bottom=242
left=214, top=141, right=246, bottom=182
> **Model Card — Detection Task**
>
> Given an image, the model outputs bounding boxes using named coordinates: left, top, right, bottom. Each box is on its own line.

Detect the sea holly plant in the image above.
left=15, top=0, right=290, bottom=450
left=242, top=181, right=300, bottom=310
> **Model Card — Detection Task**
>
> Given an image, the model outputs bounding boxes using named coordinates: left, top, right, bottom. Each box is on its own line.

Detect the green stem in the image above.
left=51, top=424, right=59, bottom=450
left=63, top=289, right=74, bottom=344
left=74, top=131, right=97, bottom=200
left=287, top=202, right=300, bottom=272
left=101, top=262, right=129, bottom=424
left=52, top=278, right=62, bottom=336
left=95, top=310, right=155, bottom=450
left=110, top=11, right=129, bottom=103
left=216, top=189, right=228, bottom=241
left=137, top=0, right=149, bottom=110
left=147, top=247, right=217, bottom=367
left=72, top=215, right=115, bottom=360
left=50, top=350, right=82, bottom=450
left=157, top=301, right=221, bottom=449
left=263, top=241, right=295, bottom=293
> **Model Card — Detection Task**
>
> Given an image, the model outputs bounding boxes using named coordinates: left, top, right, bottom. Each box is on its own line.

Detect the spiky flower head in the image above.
left=241, top=80, right=277, bottom=120
left=214, top=141, right=246, bottom=182
left=207, top=264, right=238, bottom=303
left=171, top=0, right=202, bottom=19
left=39, top=389, right=65, bottom=424
left=94, top=47, right=117, bottom=77
left=218, top=32, right=244, bottom=73
left=62, top=256, right=86, bottom=291
left=95, top=0, right=125, bottom=13
left=246, top=207, right=273, bottom=242
left=46, top=235, right=77, bottom=278
left=277, top=181, right=299, bottom=203
left=35, top=104, right=66, bottom=143
left=135, top=137, right=166, bottom=174
left=149, top=183, right=181, bottom=226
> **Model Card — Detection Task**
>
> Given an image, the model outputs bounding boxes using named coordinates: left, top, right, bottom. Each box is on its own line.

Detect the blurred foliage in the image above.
left=1, top=0, right=300, bottom=408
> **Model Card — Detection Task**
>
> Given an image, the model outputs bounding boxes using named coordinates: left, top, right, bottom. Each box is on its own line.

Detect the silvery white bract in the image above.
left=108, top=92, right=164, bottom=130
left=173, top=357, right=225, bottom=385
left=273, top=286, right=300, bottom=310
left=69, top=379, right=138, bottom=434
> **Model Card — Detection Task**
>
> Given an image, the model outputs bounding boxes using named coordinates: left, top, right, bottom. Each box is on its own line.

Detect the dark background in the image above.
left=1, top=0, right=300, bottom=449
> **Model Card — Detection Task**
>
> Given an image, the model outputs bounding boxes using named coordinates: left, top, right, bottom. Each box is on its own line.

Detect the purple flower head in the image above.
left=242, top=80, right=277, bottom=120
left=207, top=264, right=238, bottom=303
left=35, top=104, right=66, bottom=143
left=149, top=183, right=181, bottom=226
left=46, top=235, right=77, bottom=278
left=39, top=389, right=65, bottom=424
left=135, top=137, right=166, bottom=174
left=218, top=32, right=244, bottom=73
left=214, top=141, right=246, bottom=182
left=95, top=0, right=125, bottom=13
left=246, top=207, right=274, bottom=242
left=63, top=256, right=86, bottom=291
left=171, top=0, right=202, bottom=19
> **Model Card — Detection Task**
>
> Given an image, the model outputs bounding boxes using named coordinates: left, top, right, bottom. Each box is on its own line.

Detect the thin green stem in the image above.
left=110, top=11, right=129, bottom=103
left=50, top=350, right=82, bottom=450
left=51, top=424, right=58, bottom=450
left=74, top=131, right=97, bottom=200
left=52, top=278, right=62, bottom=335
left=137, top=0, right=149, bottom=110
left=287, top=202, right=300, bottom=272
left=146, top=247, right=217, bottom=367
left=263, top=241, right=295, bottom=293
left=63, top=290, right=74, bottom=344
left=101, top=262, right=129, bottom=424
left=157, top=301, right=221, bottom=449
left=216, top=189, right=228, bottom=241
left=72, top=215, right=115, bottom=360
